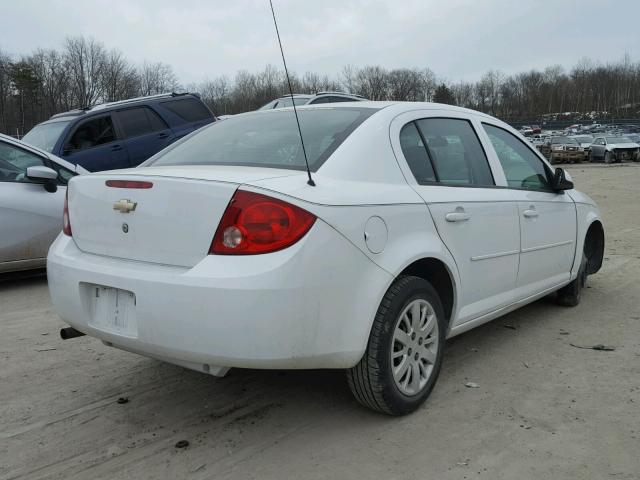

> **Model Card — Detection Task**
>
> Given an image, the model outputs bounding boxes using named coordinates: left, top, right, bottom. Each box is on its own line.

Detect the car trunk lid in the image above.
left=68, top=167, right=303, bottom=267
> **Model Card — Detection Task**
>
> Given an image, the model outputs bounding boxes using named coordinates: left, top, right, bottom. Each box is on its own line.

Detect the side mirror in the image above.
left=551, top=167, right=574, bottom=192
left=26, top=166, right=58, bottom=193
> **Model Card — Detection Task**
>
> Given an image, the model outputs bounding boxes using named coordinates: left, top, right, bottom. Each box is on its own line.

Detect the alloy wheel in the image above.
left=391, top=299, right=439, bottom=396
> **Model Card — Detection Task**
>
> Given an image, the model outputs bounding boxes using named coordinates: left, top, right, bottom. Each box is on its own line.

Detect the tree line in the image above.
left=2, top=36, right=640, bottom=137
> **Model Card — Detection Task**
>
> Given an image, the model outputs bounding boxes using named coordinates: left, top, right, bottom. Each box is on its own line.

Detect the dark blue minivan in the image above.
left=22, top=93, right=216, bottom=172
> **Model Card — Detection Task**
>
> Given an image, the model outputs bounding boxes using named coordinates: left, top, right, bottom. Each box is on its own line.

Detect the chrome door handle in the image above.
left=445, top=212, right=470, bottom=222
left=523, top=209, right=539, bottom=218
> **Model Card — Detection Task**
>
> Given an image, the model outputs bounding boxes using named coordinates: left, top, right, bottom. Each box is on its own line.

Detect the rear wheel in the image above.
left=347, top=275, right=446, bottom=415
left=556, top=254, right=587, bottom=307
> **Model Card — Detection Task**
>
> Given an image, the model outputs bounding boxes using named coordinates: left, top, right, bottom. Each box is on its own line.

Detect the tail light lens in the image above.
left=210, top=190, right=316, bottom=255
left=63, top=189, right=72, bottom=236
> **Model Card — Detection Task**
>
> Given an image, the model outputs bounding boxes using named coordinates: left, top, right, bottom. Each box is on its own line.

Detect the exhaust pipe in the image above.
left=60, top=327, right=86, bottom=340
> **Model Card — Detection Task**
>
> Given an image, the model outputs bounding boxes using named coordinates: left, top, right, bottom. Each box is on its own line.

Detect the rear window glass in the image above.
left=399, top=122, right=436, bottom=183
left=160, top=98, right=212, bottom=122
left=148, top=107, right=378, bottom=171
left=117, top=107, right=167, bottom=138
left=415, top=118, right=494, bottom=186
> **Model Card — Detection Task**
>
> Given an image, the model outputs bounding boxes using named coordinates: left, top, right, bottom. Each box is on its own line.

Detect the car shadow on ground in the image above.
left=75, top=292, right=564, bottom=429
left=0, top=268, right=46, bottom=285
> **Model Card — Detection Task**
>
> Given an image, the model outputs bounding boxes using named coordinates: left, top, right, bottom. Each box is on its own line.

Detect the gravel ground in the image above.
left=1, top=164, right=639, bottom=480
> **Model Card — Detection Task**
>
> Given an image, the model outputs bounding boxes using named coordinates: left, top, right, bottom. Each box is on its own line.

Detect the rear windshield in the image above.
left=148, top=107, right=378, bottom=171
left=22, top=120, right=70, bottom=152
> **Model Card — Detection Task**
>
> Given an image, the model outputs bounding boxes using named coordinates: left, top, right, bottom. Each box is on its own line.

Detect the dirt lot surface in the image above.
left=1, top=164, right=639, bottom=480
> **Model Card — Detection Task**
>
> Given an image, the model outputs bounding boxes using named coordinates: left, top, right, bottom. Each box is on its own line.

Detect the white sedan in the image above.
left=47, top=103, right=605, bottom=415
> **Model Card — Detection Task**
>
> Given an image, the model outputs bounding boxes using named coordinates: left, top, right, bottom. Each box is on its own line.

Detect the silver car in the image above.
left=258, top=92, right=365, bottom=110
left=0, top=134, right=86, bottom=273
left=589, top=135, right=640, bottom=163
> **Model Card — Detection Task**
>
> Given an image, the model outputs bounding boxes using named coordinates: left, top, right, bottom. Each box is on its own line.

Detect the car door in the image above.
left=592, top=137, right=605, bottom=159
left=391, top=112, right=520, bottom=325
left=0, top=140, right=66, bottom=270
left=482, top=123, right=576, bottom=299
left=114, top=106, right=174, bottom=166
left=61, top=114, right=129, bottom=171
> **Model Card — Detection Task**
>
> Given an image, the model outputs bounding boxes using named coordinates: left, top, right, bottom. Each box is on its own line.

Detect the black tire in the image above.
left=604, top=151, right=612, bottom=164
left=347, top=275, right=446, bottom=415
left=556, top=254, right=587, bottom=307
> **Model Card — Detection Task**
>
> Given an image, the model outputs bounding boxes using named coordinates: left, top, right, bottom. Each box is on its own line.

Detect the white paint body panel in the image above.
left=47, top=102, right=603, bottom=374
left=0, top=134, right=85, bottom=272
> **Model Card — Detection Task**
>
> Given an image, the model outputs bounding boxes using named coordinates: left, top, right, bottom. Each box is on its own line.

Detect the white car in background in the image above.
left=48, top=103, right=605, bottom=415
left=0, top=134, right=86, bottom=273
left=259, top=91, right=365, bottom=110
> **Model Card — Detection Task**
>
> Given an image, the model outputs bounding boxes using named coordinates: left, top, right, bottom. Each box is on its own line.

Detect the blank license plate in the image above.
left=87, top=285, right=138, bottom=338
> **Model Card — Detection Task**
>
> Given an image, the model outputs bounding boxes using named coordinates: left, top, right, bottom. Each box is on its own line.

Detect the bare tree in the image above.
left=353, top=65, right=389, bottom=100
left=64, top=36, right=106, bottom=107
left=3, top=36, right=640, bottom=135
left=138, top=62, right=179, bottom=96
left=101, top=49, right=138, bottom=102
left=199, top=76, right=231, bottom=115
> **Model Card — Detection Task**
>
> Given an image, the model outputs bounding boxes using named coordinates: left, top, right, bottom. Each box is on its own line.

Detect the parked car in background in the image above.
left=519, top=126, right=533, bottom=136
left=547, top=136, right=584, bottom=164
left=589, top=135, right=640, bottom=163
left=582, top=123, right=601, bottom=132
left=0, top=134, right=86, bottom=273
left=564, top=124, right=582, bottom=135
left=22, top=93, right=215, bottom=172
left=569, top=135, right=594, bottom=160
left=48, top=102, right=604, bottom=415
left=624, top=133, right=640, bottom=144
left=531, top=125, right=542, bottom=134
left=258, top=92, right=365, bottom=110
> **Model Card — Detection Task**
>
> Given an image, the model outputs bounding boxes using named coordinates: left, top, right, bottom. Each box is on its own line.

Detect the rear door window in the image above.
left=66, top=115, right=116, bottom=151
left=160, top=98, right=212, bottom=122
left=399, top=122, right=436, bottom=183
left=414, top=118, right=494, bottom=186
left=117, top=107, right=168, bottom=138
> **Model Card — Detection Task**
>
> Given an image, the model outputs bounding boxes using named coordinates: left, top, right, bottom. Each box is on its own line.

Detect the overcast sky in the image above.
left=3, top=0, right=639, bottom=84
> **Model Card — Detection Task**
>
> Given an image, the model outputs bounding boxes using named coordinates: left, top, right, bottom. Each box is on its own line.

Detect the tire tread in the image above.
left=347, top=275, right=441, bottom=415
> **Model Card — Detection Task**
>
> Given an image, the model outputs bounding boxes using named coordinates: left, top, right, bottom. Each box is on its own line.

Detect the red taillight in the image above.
left=105, top=180, right=153, bottom=189
left=63, top=189, right=72, bottom=236
left=210, top=190, right=316, bottom=255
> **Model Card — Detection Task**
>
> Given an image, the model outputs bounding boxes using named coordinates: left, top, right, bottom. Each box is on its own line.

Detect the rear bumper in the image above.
left=47, top=221, right=392, bottom=373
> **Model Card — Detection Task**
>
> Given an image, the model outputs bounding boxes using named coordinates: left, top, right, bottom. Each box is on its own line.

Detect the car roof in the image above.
left=275, top=92, right=365, bottom=101
left=49, top=92, right=201, bottom=120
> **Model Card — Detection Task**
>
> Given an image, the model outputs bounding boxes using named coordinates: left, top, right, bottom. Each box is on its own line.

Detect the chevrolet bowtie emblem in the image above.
left=113, top=199, right=137, bottom=213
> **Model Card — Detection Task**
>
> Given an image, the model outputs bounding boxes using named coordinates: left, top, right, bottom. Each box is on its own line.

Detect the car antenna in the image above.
left=269, top=0, right=315, bottom=186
